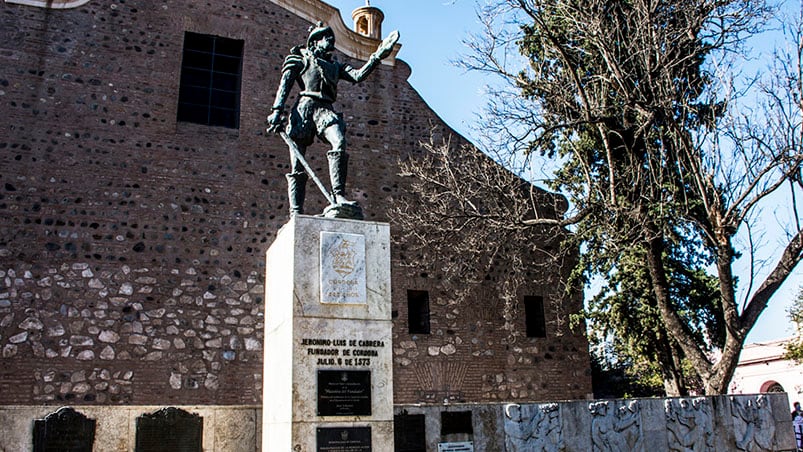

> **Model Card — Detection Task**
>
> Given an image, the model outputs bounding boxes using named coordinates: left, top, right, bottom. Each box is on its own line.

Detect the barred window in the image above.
left=177, top=32, right=243, bottom=129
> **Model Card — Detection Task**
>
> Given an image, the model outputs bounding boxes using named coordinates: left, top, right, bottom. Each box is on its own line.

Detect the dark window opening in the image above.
left=441, top=411, right=473, bottom=443
left=407, top=290, right=430, bottom=334
left=394, top=413, right=426, bottom=452
left=524, top=295, right=546, bottom=338
left=177, top=32, right=243, bottom=129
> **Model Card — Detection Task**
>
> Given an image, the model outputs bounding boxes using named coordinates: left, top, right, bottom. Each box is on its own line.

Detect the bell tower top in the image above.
left=351, top=1, right=384, bottom=39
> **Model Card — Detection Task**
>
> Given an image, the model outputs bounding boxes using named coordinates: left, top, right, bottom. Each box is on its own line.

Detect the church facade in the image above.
left=0, top=0, right=591, bottom=428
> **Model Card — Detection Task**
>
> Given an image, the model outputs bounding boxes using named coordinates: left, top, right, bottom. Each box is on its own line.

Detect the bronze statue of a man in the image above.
left=266, top=22, right=399, bottom=217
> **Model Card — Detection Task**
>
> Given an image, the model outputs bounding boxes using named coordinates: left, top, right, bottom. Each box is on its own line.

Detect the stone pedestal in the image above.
left=262, top=215, right=393, bottom=451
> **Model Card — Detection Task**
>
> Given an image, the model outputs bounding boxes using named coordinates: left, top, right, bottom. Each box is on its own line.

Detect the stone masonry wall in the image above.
left=0, top=0, right=592, bottom=406
left=0, top=405, right=260, bottom=452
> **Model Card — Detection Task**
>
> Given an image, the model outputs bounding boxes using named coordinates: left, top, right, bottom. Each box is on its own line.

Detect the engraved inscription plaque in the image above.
left=135, top=407, right=202, bottom=452
left=33, top=407, right=96, bottom=452
left=317, top=426, right=372, bottom=452
left=320, top=231, right=366, bottom=304
left=317, top=370, right=372, bottom=416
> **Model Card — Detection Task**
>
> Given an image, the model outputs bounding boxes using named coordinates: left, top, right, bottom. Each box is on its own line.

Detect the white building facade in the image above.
left=730, top=338, right=803, bottom=409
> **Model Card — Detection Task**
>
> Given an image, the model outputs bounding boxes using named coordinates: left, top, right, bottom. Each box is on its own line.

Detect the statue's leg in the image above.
left=322, top=122, right=352, bottom=205
left=286, top=144, right=308, bottom=215
left=327, top=150, right=349, bottom=204
left=285, top=172, right=307, bottom=215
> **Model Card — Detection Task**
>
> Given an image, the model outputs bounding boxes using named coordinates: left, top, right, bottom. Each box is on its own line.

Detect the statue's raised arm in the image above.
left=375, top=30, right=399, bottom=60
left=341, top=30, right=400, bottom=83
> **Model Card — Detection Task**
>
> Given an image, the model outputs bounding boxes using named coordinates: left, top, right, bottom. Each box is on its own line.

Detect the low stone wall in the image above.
left=397, top=393, right=796, bottom=451
left=0, top=405, right=260, bottom=451
left=0, top=394, right=796, bottom=451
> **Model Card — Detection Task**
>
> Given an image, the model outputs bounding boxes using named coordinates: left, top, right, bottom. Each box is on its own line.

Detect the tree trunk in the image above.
left=705, top=334, right=745, bottom=394
left=643, top=234, right=714, bottom=387
left=654, top=330, right=687, bottom=396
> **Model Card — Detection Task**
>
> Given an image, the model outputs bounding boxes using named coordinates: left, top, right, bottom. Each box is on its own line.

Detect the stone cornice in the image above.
left=4, top=0, right=402, bottom=65
left=4, top=0, right=90, bottom=8
left=269, top=0, right=401, bottom=65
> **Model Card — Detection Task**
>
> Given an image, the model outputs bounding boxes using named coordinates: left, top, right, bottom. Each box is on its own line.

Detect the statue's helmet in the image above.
left=307, top=22, right=334, bottom=47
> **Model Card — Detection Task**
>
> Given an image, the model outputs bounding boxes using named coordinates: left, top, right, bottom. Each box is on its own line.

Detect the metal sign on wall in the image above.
left=437, top=442, right=474, bottom=452
left=317, top=426, right=371, bottom=452
left=317, top=370, right=372, bottom=416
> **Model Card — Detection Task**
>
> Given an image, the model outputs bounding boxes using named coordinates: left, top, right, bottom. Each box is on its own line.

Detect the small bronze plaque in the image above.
left=135, top=407, right=202, bottom=452
left=317, top=370, right=372, bottom=416
left=317, top=426, right=371, bottom=452
left=33, top=407, right=96, bottom=452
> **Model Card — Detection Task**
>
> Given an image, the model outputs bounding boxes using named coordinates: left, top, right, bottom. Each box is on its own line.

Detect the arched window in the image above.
left=356, top=17, right=369, bottom=36
left=761, top=380, right=786, bottom=393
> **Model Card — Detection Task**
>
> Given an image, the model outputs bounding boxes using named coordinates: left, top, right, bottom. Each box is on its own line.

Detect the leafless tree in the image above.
left=393, top=0, right=803, bottom=395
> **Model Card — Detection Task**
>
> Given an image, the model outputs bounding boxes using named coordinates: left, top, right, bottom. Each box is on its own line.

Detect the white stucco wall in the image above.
left=730, top=338, right=803, bottom=409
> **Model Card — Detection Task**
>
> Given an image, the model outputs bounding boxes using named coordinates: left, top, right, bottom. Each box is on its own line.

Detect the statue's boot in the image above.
left=327, top=150, right=353, bottom=205
left=286, top=172, right=307, bottom=215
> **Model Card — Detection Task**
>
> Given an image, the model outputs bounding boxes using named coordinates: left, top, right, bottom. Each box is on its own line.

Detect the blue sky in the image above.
left=325, top=0, right=484, bottom=140
left=323, top=0, right=801, bottom=344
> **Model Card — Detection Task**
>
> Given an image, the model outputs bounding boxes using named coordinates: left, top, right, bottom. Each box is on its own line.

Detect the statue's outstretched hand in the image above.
left=373, top=30, right=399, bottom=61
left=266, top=110, right=284, bottom=134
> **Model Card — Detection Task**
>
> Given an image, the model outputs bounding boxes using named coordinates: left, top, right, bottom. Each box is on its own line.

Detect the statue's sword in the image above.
left=278, top=130, right=336, bottom=205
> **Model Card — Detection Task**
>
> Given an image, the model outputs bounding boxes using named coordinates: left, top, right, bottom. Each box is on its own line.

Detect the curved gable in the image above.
left=4, top=0, right=90, bottom=8
left=269, top=0, right=401, bottom=65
